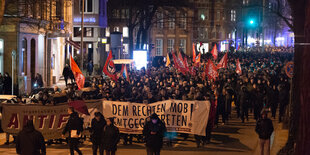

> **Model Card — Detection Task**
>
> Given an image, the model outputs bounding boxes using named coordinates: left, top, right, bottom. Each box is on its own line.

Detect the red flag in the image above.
left=190, top=66, right=196, bottom=76
left=103, top=51, right=118, bottom=81
left=236, top=59, right=242, bottom=75
left=192, top=43, right=196, bottom=62
left=178, top=52, right=184, bottom=64
left=205, top=59, right=218, bottom=80
left=172, top=52, right=187, bottom=75
left=217, top=53, right=228, bottom=69
left=70, top=54, right=85, bottom=89
left=211, top=44, right=218, bottom=60
left=195, top=53, right=201, bottom=64
left=184, top=56, right=189, bottom=71
left=68, top=100, right=90, bottom=115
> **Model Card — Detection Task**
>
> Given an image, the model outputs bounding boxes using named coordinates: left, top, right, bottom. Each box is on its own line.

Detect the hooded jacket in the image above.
left=62, top=112, right=83, bottom=138
left=143, top=113, right=167, bottom=150
left=16, top=121, right=46, bottom=155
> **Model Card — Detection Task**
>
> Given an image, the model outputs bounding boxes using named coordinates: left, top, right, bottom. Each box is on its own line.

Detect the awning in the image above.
left=66, top=39, right=81, bottom=50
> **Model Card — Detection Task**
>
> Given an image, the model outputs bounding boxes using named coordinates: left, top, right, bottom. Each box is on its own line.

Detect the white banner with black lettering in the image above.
left=102, top=100, right=210, bottom=136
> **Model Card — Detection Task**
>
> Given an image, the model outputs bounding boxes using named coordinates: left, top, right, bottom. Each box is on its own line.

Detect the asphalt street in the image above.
left=0, top=110, right=287, bottom=155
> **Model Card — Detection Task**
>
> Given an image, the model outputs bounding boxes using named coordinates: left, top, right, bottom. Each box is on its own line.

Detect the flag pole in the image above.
left=80, top=0, right=85, bottom=71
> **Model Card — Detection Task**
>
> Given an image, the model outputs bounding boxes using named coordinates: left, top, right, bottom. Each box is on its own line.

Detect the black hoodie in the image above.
left=16, top=121, right=46, bottom=155
left=62, top=112, right=83, bottom=138
left=143, top=113, right=166, bottom=150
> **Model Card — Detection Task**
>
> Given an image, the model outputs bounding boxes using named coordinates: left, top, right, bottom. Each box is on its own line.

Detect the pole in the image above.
left=80, top=0, right=84, bottom=71
left=261, top=0, right=265, bottom=52
left=11, top=50, right=16, bottom=95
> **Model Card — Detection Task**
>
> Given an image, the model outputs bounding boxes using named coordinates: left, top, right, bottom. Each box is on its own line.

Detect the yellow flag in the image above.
left=166, top=53, right=170, bottom=67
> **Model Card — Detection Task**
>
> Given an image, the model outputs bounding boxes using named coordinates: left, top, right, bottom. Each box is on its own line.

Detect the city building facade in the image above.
left=71, top=0, right=108, bottom=74
left=0, top=0, right=72, bottom=94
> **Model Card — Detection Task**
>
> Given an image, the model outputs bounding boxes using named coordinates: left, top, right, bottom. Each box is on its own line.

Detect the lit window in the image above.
left=85, top=27, right=93, bottom=37
left=155, top=39, right=163, bottom=56
left=123, top=44, right=128, bottom=54
left=179, top=39, right=186, bottom=52
left=114, top=27, right=119, bottom=32
left=231, top=10, right=236, bottom=21
left=167, top=39, right=174, bottom=53
left=106, top=27, right=110, bottom=37
left=123, top=27, right=128, bottom=37
left=106, top=44, right=110, bottom=52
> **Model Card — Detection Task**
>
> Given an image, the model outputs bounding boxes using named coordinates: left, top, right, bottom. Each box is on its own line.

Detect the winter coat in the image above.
left=3, top=76, right=12, bottom=94
left=90, top=117, right=106, bottom=144
left=63, top=66, right=71, bottom=78
left=238, top=89, right=249, bottom=108
left=16, top=125, right=46, bottom=155
left=255, top=118, right=274, bottom=140
left=62, top=112, right=83, bottom=138
left=143, top=117, right=166, bottom=150
left=101, top=125, right=120, bottom=151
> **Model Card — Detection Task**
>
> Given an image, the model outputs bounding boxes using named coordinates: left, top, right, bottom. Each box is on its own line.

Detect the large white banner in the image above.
left=102, top=100, right=210, bottom=136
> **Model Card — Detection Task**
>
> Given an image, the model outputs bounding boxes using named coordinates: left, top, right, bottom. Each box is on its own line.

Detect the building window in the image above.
left=21, top=38, right=27, bottom=75
left=180, top=13, right=187, bottom=29
left=157, top=12, right=163, bottom=29
left=123, top=27, right=128, bottom=37
left=168, top=12, right=175, bottom=29
left=198, top=9, right=208, bottom=21
left=167, top=39, right=174, bottom=53
left=114, top=27, right=119, bottom=32
left=106, top=27, right=110, bottom=37
left=73, top=27, right=93, bottom=37
left=179, top=39, right=186, bottom=53
left=106, top=44, right=110, bottom=52
left=231, top=10, right=236, bottom=21
left=121, top=9, right=129, bottom=19
left=80, top=0, right=93, bottom=13
left=216, top=11, right=220, bottom=21
left=243, top=0, right=249, bottom=5
left=155, top=39, right=163, bottom=56
left=73, top=27, right=81, bottom=37
left=112, top=9, right=120, bottom=18
left=85, top=27, right=93, bottom=37
left=123, top=44, right=128, bottom=54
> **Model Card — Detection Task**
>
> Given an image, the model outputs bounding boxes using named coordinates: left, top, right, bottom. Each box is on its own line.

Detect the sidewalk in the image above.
left=253, top=119, right=289, bottom=155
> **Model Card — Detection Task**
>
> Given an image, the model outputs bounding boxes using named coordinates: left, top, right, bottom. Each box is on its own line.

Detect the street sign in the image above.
left=285, top=61, right=294, bottom=78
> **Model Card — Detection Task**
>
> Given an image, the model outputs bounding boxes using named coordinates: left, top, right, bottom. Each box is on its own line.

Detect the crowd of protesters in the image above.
left=239, top=46, right=294, bottom=53
left=5, top=50, right=293, bottom=154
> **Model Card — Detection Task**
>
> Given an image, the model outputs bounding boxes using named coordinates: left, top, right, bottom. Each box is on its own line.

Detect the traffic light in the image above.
left=249, top=20, right=254, bottom=25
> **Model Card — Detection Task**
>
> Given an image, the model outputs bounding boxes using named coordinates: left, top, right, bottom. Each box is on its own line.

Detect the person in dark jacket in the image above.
left=91, top=112, right=106, bottom=155
left=63, top=64, right=72, bottom=86
left=102, top=117, right=120, bottom=155
left=16, top=120, right=46, bottom=155
left=62, top=107, right=83, bottom=155
left=87, top=60, right=94, bottom=76
left=239, top=86, right=249, bottom=123
left=143, top=113, right=166, bottom=155
left=3, top=72, right=12, bottom=95
left=255, top=111, right=274, bottom=155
